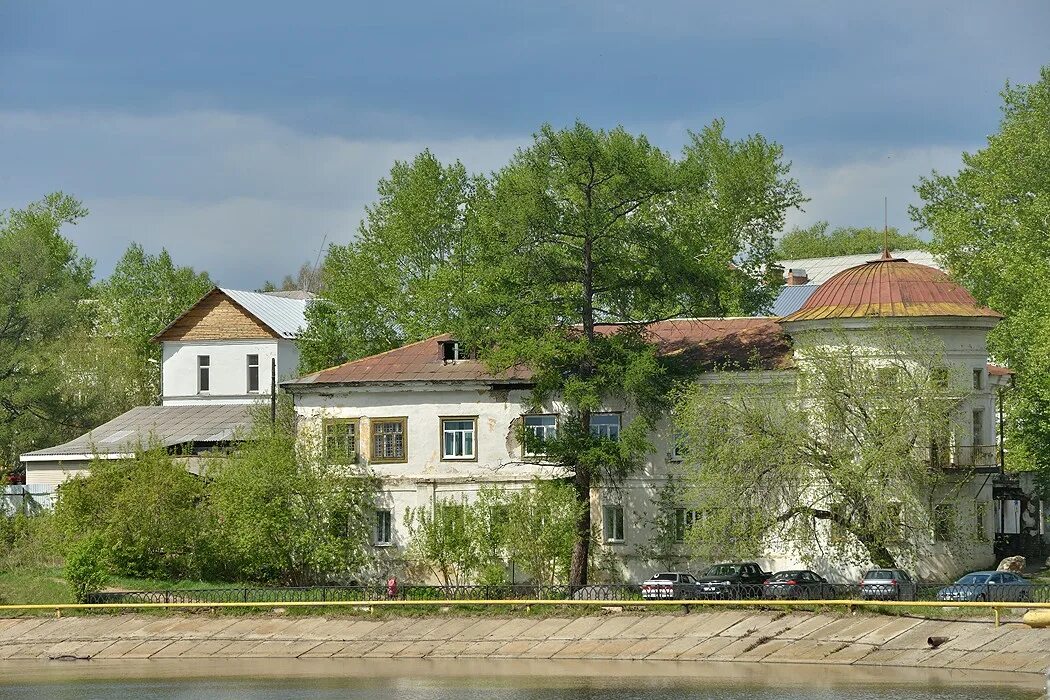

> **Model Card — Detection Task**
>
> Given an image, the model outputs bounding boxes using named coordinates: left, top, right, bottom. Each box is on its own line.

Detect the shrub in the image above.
left=53, top=447, right=211, bottom=580
left=65, top=537, right=108, bottom=602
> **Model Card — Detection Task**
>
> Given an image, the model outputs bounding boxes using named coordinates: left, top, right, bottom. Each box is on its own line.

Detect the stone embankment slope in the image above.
left=1, top=610, right=1049, bottom=676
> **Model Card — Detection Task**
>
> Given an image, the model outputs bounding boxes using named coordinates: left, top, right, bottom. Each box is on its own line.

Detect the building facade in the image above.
left=287, top=255, right=1008, bottom=582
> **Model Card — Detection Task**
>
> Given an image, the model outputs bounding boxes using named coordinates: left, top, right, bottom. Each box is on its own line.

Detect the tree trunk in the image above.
left=569, top=463, right=592, bottom=588
left=569, top=167, right=597, bottom=589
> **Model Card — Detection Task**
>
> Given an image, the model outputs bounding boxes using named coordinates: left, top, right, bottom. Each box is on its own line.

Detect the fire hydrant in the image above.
left=386, top=576, right=398, bottom=600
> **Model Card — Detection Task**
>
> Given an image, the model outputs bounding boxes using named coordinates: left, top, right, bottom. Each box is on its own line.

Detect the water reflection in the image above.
left=0, top=674, right=1035, bottom=700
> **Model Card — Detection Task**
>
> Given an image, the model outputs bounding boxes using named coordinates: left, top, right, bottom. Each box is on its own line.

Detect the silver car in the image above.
left=859, top=568, right=917, bottom=601
left=936, top=571, right=1034, bottom=602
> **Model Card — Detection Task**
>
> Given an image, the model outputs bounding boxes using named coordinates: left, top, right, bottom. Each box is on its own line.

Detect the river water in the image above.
left=0, top=659, right=1039, bottom=699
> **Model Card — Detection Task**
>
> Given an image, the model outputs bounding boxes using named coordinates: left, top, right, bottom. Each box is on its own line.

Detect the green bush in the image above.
left=65, top=537, right=108, bottom=602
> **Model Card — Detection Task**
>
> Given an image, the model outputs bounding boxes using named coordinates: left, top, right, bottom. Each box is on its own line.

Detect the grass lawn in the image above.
left=0, top=567, right=248, bottom=607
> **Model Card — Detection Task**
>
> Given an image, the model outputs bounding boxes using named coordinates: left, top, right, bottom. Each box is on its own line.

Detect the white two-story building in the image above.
left=17, top=288, right=311, bottom=497
left=286, top=255, right=1007, bottom=582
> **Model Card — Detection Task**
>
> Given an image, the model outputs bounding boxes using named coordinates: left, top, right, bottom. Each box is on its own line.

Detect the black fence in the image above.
left=86, top=584, right=643, bottom=605
left=86, top=580, right=1050, bottom=605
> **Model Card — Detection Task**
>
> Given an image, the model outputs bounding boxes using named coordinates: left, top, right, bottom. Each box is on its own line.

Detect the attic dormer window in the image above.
left=440, top=340, right=472, bottom=363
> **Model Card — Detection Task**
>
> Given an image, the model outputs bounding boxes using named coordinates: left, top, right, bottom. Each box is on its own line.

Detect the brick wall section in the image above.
left=157, top=291, right=278, bottom=341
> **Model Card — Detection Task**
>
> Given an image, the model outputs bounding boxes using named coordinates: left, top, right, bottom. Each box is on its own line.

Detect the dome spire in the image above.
left=880, top=196, right=893, bottom=260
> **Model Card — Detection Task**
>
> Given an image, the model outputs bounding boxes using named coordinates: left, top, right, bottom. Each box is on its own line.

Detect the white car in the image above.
left=641, top=572, right=699, bottom=600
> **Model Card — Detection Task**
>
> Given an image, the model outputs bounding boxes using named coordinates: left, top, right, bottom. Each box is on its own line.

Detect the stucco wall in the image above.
left=162, top=339, right=297, bottom=405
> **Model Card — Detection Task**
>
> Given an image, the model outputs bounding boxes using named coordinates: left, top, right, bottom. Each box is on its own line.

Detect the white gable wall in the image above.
left=162, top=338, right=299, bottom=405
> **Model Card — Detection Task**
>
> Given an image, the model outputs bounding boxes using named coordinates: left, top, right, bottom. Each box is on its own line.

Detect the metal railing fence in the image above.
left=83, top=581, right=1047, bottom=606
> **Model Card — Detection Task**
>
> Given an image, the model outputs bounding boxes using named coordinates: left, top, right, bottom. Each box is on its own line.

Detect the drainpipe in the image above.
left=271, top=357, right=277, bottom=426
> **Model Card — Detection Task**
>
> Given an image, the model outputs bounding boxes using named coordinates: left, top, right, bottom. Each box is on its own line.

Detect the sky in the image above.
left=1, top=1, right=1047, bottom=289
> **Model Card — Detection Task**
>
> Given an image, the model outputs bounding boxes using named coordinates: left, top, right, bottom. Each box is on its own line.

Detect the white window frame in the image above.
left=590, top=413, right=621, bottom=440
left=246, top=354, right=260, bottom=393
left=441, top=417, right=477, bottom=461
left=523, top=414, right=557, bottom=456
left=197, top=355, right=210, bottom=393
left=603, top=504, right=625, bottom=543
left=973, top=408, right=985, bottom=446
left=973, top=367, right=984, bottom=391
left=375, top=509, right=393, bottom=546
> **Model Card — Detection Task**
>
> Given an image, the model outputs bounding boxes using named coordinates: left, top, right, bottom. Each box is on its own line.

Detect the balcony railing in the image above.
left=923, top=444, right=998, bottom=471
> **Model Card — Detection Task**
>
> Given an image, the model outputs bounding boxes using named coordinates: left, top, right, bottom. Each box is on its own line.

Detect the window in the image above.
left=442, top=417, right=477, bottom=460
left=673, top=508, right=699, bottom=542
left=371, top=418, right=407, bottom=462
left=197, top=355, right=210, bottom=393
left=972, top=408, right=985, bottom=446
left=440, top=340, right=472, bottom=362
left=933, top=503, right=956, bottom=542
left=974, top=502, right=988, bottom=541
left=603, top=504, right=625, bottom=543
left=668, top=429, right=687, bottom=461
left=523, top=415, right=557, bottom=455
left=973, top=368, right=984, bottom=391
left=247, top=354, right=260, bottom=392
left=590, top=413, right=621, bottom=440
left=323, top=418, right=358, bottom=462
left=375, top=509, right=392, bottom=546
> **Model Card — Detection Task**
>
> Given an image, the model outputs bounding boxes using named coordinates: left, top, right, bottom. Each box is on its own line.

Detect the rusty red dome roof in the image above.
left=781, top=256, right=1001, bottom=323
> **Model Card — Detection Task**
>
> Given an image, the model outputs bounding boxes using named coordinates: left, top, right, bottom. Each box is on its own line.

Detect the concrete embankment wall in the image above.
left=2, top=611, right=1049, bottom=676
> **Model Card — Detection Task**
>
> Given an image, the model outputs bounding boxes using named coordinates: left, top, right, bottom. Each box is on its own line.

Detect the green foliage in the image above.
left=405, top=500, right=479, bottom=587
left=675, top=329, right=971, bottom=570
left=53, top=447, right=212, bottom=580
left=93, top=242, right=213, bottom=406
left=775, top=221, right=927, bottom=259
left=502, top=480, right=581, bottom=585
left=0, top=193, right=94, bottom=467
left=404, top=481, right=585, bottom=586
left=913, top=66, right=1050, bottom=477
left=0, top=512, right=62, bottom=573
left=299, top=150, right=475, bottom=371
left=65, top=536, right=109, bottom=603
left=206, top=400, right=380, bottom=585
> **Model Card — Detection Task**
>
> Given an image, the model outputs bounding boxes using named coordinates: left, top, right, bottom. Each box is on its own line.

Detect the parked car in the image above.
left=936, top=571, right=1033, bottom=602
left=761, top=570, right=836, bottom=600
left=641, top=572, right=699, bottom=600
left=859, top=568, right=918, bottom=601
left=695, top=562, right=770, bottom=599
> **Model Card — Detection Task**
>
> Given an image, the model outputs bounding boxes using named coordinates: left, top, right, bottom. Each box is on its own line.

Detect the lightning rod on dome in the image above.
left=881, top=196, right=893, bottom=260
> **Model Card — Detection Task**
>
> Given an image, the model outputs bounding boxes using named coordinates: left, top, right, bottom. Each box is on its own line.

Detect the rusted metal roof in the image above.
left=286, top=319, right=793, bottom=388
left=780, top=258, right=1002, bottom=323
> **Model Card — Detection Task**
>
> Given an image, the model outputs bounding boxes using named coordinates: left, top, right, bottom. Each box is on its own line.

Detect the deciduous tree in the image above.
left=775, top=221, right=926, bottom=259
left=299, top=150, right=475, bottom=371
left=913, top=66, right=1050, bottom=477
left=94, top=243, right=213, bottom=405
left=674, top=330, right=973, bottom=570
left=0, top=193, right=94, bottom=468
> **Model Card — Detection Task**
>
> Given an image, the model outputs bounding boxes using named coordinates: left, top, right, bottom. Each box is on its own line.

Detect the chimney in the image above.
left=786, top=268, right=809, bottom=286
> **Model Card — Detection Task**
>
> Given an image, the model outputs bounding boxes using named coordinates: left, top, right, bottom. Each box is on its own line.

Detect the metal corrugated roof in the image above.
left=781, top=258, right=1002, bottom=322
left=20, top=404, right=254, bottom=458
left=778, top=249, right=938, bottom=285
left=770, top=285, right=820, bottom=317
left=221, top=288, right=310, bottom=339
